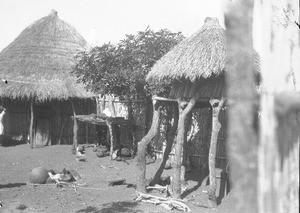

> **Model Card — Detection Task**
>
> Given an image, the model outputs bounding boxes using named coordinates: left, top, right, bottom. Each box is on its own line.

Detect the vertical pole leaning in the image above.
left=172, top=97, right=196, bottom=199
left=71, top=99, right=78, bottom=148
left=136, top=97, right=161, bottom=192
left=29, top=99, right=34, bottom=149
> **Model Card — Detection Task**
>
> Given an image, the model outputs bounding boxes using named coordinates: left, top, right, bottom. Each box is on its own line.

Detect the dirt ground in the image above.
left=0, top=144, right=236, bottom=213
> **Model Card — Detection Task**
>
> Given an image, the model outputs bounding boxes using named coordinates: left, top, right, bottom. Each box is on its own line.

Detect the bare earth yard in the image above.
left=0, top=144, right=236, bottom=213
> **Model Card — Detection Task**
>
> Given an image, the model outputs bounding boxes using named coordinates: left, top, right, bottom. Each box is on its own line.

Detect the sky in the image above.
left=0, top=0, right=224, bottom=51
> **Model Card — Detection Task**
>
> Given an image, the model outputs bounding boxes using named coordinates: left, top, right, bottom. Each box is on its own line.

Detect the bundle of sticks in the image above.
left=133, top=192, right=190, bottom=212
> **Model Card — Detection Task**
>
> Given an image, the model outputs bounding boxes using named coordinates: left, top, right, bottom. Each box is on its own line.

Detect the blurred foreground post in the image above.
left=224, top=0, right=258, bottom=212
left=253, top=0, right=300, bottom=212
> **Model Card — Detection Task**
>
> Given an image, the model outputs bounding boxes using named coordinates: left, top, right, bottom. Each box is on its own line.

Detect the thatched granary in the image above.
left=147, top=17, right=260, bottom=164
left=0, top=10, right=96, bottom=147
left=147, top=17, right=228, bottom=168
left=138, top=17, right=259, bottom=199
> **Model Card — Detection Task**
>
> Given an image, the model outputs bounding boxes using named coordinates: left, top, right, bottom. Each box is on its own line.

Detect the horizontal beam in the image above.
left=152, top=96, right=210, bottom=104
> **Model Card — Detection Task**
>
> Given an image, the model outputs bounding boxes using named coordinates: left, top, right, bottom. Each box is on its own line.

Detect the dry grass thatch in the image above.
left=147, top=17, right=260, bottom=83
left=0, top=10, right=94, bottom=101
left=147, top=17, right=226, bottom=82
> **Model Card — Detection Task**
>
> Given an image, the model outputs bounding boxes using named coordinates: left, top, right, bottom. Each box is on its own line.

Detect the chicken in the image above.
left=48, top=168, right=72, bottom=185
left=76, top=145, right=86, bottom=161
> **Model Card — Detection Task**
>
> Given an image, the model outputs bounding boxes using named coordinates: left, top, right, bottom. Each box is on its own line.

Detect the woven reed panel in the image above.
left=152, top=106, right=228, bottom=169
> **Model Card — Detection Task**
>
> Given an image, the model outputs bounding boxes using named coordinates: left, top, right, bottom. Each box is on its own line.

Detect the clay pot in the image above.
left=120, top=148, right=131, bottom=157
left=96, top=151, right=106, bottom=158
left=29, top=166, right=49, bottom=184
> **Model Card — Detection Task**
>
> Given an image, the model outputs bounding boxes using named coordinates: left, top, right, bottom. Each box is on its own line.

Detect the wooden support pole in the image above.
left=253, top=0, right=300, bottom=212
left=71, top=99, right=78, bottom=148
left=172, top=97, right=197, bottom=199
left=208, top=98, right=225, bottom=206
left=95, top=97, right=99, bottom=115
left=136, top=97, right=162, bottom=192
left=85, top=124, right=89, bottom=145
left=152, top=103, right=179, bottom=184
left=224, top=0, right=258, bottom=212
left=29, top=99, right=34, bottom=149
left=58, top=118, right=66, bottom=145
left=108, top=121, right=114, bottom=158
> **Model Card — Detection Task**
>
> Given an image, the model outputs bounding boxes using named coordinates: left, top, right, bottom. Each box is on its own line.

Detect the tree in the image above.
left=73, top=28, right=184, bottom=191
left=73, top=28, right=184, bottom=102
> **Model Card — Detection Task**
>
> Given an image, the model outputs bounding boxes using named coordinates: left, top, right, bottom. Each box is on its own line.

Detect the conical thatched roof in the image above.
left=147, top=17, right=226, bottom=82
left=0, top=10, right=94, bottom=101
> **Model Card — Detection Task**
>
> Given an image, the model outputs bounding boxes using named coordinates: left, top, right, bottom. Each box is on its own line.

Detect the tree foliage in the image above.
left=73, top=27, right=184, bottom=101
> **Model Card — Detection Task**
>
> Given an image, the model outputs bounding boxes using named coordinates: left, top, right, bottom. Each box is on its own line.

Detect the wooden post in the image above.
left=108, top=121, right=114, bottom=158
left=95, top=97, right=99, bottom=115
left=58, top=118, right=66, bottom=145
left=208, top=98, right=225, bottom=206
left=172, top=97, right=197, bottom=199
left=224, top=0, right=258, bottom=212
left=136, top=97, right=162, bottom=192
left=85, top=124, right=89, bottom=145
left=0, top=107, right=6, bottom=136
left=71, top=99, right=78, bottom=148
left=253, top=0, right=300, bottom=212
left=152, top=103, right=179, bottom=184
left=29, top=99, right=34, bottom=149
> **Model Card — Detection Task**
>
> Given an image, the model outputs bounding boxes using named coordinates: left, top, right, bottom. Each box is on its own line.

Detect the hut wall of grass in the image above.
left=169, top=75, right=225, bottom=100
left=51, top=98, right=96, bottom=145
left=1, top=98, right=96, bottom=146
left=151, top=105, right=228, bottom=171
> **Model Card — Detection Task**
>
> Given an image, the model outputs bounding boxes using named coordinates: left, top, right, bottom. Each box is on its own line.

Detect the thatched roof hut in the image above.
left=0, top=10, right=93, bottom=101
left=147, top=17, right=259, bottom=100
left=143, top=17, right=261, bottom=199
left=0, top=10, right=96, bottom=148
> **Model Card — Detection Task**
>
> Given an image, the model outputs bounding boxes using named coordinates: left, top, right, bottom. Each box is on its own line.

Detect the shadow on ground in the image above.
left=76, top=201, right=143, bottom=213
left=0, top=135, right=27, bottom=147
left=181, top=182, right=201, bottom=199
left=0, top=183, right=27, bottom=189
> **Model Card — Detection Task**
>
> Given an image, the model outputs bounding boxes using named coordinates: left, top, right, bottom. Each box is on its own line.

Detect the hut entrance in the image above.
left=33, top=106, right=51, bottom=147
